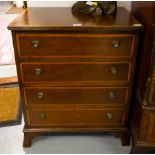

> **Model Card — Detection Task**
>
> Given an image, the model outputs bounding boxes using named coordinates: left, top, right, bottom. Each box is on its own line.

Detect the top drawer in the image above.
left=16, top=33, right=135, bottom=58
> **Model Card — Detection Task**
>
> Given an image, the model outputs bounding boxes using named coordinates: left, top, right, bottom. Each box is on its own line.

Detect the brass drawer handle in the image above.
left=39, top=113, right=46, bottom=120
left=32, top=40, right=39, bottom=48
left=108, top=91, right=115, bottom=99
left=107, top=113, right=113, bottom=120
left=35, top=68, right=42, bottom=75
left=110, top=67, right=117, bottom=75
left=112, top=41, right=120, bottom=48
left=37, top=92, right=44, bottom=99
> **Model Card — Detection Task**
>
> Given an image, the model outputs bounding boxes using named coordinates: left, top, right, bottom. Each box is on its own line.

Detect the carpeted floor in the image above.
left=0, top=120, right=131, bottom=154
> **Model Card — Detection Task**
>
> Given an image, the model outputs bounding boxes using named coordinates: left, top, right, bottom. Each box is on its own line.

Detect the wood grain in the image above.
left=23, top=86, right=128, bottom=106
left=20, top=62, right=131, bottom=83
left=9, top=7, right=142, bottom=147
left=16, top=33, right=135, bottom=58
left=26, top=108, right=126, bottom=127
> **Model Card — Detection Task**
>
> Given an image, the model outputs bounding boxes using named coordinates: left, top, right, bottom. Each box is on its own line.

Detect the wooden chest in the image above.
left=8, top=7, right=142, bottom=147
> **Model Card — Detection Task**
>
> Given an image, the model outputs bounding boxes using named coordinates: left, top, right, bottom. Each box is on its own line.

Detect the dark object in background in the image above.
left=98, top=1, right=117, bottom=14
left=72, top=1, right=98, bottom=15
left=130, top=2, right=155, bottom=154
left=72, top=1, right=117, bottom=15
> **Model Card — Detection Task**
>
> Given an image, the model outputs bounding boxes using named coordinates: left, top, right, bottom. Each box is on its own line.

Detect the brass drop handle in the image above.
left=108, top=91, right=115, bottom=99
left=39, top=113, right=46, bottom=120
left=35, top=68, right=42, bottom=76
left=32, top=40, right=39, bottom=48
left=112, top=41, right=120, bottom=48
left=110, top=67, right=117, bottom=75
left=107, top=113, right=113, bottom=120
left=37, top=92, right=44, bottom=99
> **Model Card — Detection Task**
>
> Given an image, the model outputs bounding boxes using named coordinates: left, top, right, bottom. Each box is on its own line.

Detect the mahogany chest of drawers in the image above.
left=8, top=7, right=142, bottom=147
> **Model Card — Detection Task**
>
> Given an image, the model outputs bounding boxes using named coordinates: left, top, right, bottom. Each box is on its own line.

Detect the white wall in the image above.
left=28, top=1, right=76, bottom=7
left=117, top=1, right=131, bottom=11
left=28, top=1, right=131, bottom=11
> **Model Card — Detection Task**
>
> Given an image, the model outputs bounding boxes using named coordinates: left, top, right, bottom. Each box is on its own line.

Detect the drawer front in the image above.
left=21, top=62, right=131, bottom=83
left=24, top=87, right=128, bottom=105
left=26, top=108, right=126, bottom=127
left=17, top=34, right=135, bottom=58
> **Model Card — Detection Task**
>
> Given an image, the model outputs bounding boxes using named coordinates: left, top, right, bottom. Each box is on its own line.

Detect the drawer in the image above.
left=24, top=87, right=128, bottom=105
left=20, top=62, right=131, bottom=83
left=26, top=108, right=126, bottom=127
left=16, top=33, right=135, bottom=58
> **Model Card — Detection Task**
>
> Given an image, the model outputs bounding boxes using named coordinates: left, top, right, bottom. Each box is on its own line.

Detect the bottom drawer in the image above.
left=26, top=108, right=126, bottom=127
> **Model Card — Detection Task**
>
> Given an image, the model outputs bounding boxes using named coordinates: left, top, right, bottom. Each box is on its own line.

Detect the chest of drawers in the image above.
left=8, top=7, right=142, bottom=147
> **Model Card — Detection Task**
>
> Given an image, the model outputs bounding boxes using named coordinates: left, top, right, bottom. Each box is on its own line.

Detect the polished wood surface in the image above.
left=130, top=2, right=155, bottom=154
left=16, top=33, right=135, bottom=58
left=9, top=7, right=142, bottom=147
left=0, top=77, right=18, bottom=86
left=8, top=7, right=142, bottom=31
left=24, top=87, right=128, bottom=105
left=20, top=62, right=131, bottom=83
left=26, top=108, right=126, bottom=127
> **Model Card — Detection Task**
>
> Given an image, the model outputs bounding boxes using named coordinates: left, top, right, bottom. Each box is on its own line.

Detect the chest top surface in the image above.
left=8, top=7, right=142, bottom=31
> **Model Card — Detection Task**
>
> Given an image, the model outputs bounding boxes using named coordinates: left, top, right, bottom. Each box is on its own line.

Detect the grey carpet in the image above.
left=0, top=119, right=131, bottom=154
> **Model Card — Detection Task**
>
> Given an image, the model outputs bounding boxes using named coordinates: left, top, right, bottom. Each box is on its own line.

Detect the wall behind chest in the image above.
left=27, top=1, right=131, bottom=11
